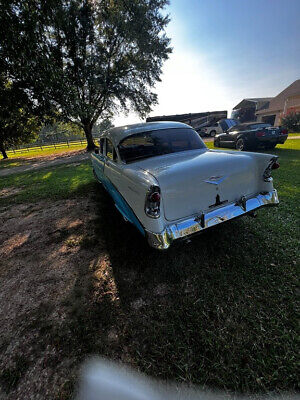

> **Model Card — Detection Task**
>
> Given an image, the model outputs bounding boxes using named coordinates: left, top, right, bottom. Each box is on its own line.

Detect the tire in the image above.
left=210, top=130, right=217, bottom=137
left=214, top=138, right=220, bottom=147
left=236, top=138, right=246, bottom=151
left=265, top=143, right=276, bottom=150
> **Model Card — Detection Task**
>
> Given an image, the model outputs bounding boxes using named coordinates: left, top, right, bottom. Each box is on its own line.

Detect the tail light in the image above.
left=263, top=157, right=279, bottom=181
left=281, top=128, right=288, bottom=135
left=256, top=131, right=265, bottom=137
left=145, top=185, right=161, bottom=218
left=272, top=161, right=280, bottom=169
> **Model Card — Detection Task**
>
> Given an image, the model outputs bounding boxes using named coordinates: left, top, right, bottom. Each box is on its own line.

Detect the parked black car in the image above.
left=214, top=122, right=288, bottom=151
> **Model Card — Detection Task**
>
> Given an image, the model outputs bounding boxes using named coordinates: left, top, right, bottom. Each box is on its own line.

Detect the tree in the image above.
left=92, top=119, right=114, bottom=136
left=0, top=0, right=171, bottom=150
left=281, top=112, right=300, bottom=132
left=0, top=76, right=40, bottom=159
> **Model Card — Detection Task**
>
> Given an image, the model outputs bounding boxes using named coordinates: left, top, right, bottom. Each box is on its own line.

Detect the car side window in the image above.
left=106, top=139, right=117, bottom=161
left=249, top=123, right=271, bottom=130
left=99, top=138, right=105, bottom=154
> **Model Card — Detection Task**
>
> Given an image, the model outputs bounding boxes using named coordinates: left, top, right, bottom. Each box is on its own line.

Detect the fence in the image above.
left=7, top=137, right=100, bottom=156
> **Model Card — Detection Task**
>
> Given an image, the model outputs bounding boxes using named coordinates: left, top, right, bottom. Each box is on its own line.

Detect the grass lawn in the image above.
left=0, top=139, right=299, bottom=398
left=0, top=142, right=87, bottom=168
left=0, top=161, right=93, bottom=205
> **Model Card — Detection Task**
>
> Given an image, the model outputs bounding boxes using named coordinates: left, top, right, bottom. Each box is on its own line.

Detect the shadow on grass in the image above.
left=87, top=185, right=298, bottom=394
left=3, top=181, right=296, bottom=398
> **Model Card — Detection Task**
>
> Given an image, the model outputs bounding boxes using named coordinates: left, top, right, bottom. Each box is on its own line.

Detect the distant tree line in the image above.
left=0, top=0, right=171, bottom=158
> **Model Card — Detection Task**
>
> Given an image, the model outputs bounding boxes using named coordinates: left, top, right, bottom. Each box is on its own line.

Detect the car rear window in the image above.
left=228, top=123, right=248, bottom=132
left=249, top=123, right=272, bottom=129
left=118, top=128, right=206, bottom=163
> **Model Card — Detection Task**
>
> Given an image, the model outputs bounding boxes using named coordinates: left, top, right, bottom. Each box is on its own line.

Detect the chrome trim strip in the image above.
left=146, top=189, right=279, bottom=250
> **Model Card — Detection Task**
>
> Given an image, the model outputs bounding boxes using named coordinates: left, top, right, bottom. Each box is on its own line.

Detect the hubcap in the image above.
left=237, top=139, right=244, bottom=150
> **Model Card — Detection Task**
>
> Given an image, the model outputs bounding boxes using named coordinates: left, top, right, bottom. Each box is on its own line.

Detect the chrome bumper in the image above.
left=146, top=190, right=279, bottom=250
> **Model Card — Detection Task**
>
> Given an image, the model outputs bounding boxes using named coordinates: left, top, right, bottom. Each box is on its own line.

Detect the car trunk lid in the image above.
left=258, top=126, right=284, bottom=138
left=136, top=149, right=259, bottom=221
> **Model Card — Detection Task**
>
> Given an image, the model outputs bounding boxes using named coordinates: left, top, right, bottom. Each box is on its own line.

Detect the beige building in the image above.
left=256, top=79, right=300, bottom=126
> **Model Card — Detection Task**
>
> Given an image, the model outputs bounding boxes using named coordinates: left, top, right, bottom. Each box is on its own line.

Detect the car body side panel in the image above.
left=92, top=152, right=106, bottom=181
left=91, top=154, right=145, bottom=235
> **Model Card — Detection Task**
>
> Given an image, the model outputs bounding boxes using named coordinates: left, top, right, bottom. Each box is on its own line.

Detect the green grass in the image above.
left=0, top=161, right=93, bottom=205
left=0, top=159, right=24, bottom=170
left=0, top=142, right=86, bottom=165
left=288, top=132, right=300, bottom=136
left=0, top=139, right=299, bottom=396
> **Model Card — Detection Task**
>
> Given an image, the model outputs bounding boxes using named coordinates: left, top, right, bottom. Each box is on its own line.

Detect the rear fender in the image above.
left=241, top=151, right=278, bottom=192
left=119, top=167, right=166, bottom=234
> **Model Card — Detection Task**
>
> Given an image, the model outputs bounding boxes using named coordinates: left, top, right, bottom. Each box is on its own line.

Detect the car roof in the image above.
left=240, top=121, right=267, bottom=125
left=231, top=121, right=271, bottom=129
left=101, top=121, right=193, bottom=146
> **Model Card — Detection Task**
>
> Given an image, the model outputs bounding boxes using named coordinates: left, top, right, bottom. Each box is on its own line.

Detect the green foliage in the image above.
left=39, top=122, right=85, bottom=142
left=281, top=112, right=300, bottom=132
left=0, top=76, right=40, bottom=158
left=0, top=0, right=171, bottom=148
left=92, top=119, right=114, bottom=135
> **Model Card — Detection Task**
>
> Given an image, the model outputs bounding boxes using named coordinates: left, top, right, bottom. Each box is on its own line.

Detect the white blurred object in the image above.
left=75, top=358, right=297, bottom=400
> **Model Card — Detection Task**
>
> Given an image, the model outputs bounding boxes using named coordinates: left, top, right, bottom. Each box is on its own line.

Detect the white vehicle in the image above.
left=91, top=122, right=279, bottom=250
left=200, top=119, right=238, bottom=137
left=200, top=122, right=221, bottom=137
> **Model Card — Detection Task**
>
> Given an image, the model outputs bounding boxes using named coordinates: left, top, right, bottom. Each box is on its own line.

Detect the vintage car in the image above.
left=91, top=122, right=279, bottom=250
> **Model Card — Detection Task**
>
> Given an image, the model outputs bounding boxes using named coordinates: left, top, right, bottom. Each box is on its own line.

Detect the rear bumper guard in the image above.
left=146, top=189, right=279, bottom=250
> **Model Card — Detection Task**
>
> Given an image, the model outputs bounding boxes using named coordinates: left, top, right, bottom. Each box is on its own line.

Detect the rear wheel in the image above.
left=265, top=143, right=276, bottom=150
left=236, top=138, right=246, bottom=151
left=214, top=138, right=220, bottom=147
left=210, top=130, right=216, bottom=137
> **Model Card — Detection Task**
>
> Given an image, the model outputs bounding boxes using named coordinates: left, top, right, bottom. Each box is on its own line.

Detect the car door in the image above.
left=216, top=121, right=228, bottom=146
left=103, top=138, right=125, bottom=198
left=92, top=138, right=106, bottom=181
left=103, top=139, right=142, bottom=228
left=225, top=126, right=241, bottom=147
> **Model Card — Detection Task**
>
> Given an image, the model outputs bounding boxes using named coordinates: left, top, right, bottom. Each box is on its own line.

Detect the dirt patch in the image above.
left=0, top=195, right=114, bottom=399
left=0, top=187, right=24, bottom=199
left=14, top=149, right=85, bottom=164
left=0, top=151, right=89, bottom=178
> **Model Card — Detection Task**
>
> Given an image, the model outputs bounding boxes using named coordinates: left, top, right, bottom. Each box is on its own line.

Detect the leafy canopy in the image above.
left=0, top=76, right=40, bottom=157
left=0, top=0, right=171, bottom=148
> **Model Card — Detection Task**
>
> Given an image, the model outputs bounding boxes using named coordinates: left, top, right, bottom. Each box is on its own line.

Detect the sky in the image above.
left=113, top=0, right=300, bottom=126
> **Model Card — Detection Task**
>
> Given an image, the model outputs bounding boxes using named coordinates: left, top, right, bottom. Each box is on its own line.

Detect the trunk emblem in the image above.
left=205, top=175, right=226, bottom=185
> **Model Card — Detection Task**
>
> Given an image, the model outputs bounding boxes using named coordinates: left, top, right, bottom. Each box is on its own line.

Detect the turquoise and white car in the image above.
left=91, top=122, right=279, bottom=250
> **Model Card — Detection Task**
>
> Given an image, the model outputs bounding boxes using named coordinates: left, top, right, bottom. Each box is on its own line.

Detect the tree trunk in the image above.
left=83, top=123, right=96, bottom=151
left=0, top=142, right=8, bottom=159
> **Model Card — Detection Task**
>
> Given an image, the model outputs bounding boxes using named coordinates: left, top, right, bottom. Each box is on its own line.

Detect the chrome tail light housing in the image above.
left=263, top=157, right=279, bottom=182
left=145, top=185, right=161, bottom=218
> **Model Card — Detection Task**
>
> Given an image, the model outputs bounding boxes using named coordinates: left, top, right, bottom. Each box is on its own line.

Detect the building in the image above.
left=256, top=80, right=300, bottom=126
left=231, top=98, right=273, bottom=123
